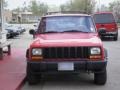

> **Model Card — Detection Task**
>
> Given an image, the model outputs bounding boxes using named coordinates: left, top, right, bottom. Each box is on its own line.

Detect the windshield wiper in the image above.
left=63, top=30, right=89, bottom=33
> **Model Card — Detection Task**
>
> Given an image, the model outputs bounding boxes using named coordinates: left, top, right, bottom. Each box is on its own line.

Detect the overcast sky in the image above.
left=5, top=0, right=114, bottom=10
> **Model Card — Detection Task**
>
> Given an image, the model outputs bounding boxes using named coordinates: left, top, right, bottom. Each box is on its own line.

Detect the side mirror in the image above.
left=98, top=28, right=106, bottom=35
left=34, top=25, right=37, bottom=27
left=29, top=29, right=35, bottom=35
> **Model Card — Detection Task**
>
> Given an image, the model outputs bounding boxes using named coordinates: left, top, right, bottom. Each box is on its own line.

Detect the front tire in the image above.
left=27, top=63, right=41, bottom=85
left=94, top=69, right=107, bottom=85
left=113, top=33, right=118, bottom=41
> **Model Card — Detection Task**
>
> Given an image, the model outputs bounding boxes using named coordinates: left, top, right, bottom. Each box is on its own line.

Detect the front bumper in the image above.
left=27, top=60, right=107, bottom=74
left=101, top=31, right=117, bottom=36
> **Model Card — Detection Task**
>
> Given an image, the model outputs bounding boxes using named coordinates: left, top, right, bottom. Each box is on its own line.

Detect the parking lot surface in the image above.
left=10, top=25, right=120, bottom=90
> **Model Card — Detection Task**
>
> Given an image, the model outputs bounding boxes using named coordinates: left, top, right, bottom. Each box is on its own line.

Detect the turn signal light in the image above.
left=31, top=56, right=43, bottom=61
left=89, top=55, right=102, bottom=60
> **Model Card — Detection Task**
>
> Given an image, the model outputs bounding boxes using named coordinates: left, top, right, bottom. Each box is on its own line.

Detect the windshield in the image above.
left=93, top=14, right=115, bottom=24
left=39, top=16, right=96, bottom=33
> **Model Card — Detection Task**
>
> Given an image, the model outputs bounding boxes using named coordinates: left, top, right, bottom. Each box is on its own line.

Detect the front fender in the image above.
left=26, top=49, right=29, bottom=59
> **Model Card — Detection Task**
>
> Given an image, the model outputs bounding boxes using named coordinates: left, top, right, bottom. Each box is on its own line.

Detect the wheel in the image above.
left=27, top=63, right=41, bottom=85
left=113, top=34, right=118, bottom=41
left=113, top=32, right=118, bottom=41
left=99, top=35, right=104, bottom=41
left=94, top=69, right=107, bottom=85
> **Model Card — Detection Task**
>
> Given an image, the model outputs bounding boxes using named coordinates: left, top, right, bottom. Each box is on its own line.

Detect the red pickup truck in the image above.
left=26, top=14, right=108, bottom=85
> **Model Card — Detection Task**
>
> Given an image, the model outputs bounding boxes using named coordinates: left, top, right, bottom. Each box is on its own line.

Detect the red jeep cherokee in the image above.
left=93, top=12, right=118, bottom=41
left=26, top=14, right=108, bottom=85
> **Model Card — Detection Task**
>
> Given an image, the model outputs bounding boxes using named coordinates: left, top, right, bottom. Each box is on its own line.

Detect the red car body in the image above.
left=29, top=33, right=105, bottom=60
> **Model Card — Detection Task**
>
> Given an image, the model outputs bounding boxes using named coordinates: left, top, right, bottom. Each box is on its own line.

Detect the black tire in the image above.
left=94, top=69, right=107, bottom=85
left=113, top=33, right=118, bottom=41
left=104, top=48, right=108, bottom=60
left=27, top=63, right=40, bottom=85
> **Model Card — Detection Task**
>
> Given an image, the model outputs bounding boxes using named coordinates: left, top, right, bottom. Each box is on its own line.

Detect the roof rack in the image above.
left=46, top=11, right=88, bottom=15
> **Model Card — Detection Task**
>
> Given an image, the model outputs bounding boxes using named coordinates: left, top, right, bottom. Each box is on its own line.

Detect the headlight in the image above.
left=90, top=47, right=101, bottom=55
left=32, top=49, right=42, bottom=55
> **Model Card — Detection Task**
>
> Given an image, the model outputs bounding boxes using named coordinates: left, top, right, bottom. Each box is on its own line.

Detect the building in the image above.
left=4, top=9, right=12, bottom=23
left=12, top=11, right=40, bottom=23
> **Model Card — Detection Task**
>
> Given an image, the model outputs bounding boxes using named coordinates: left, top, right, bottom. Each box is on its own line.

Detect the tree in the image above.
left=12, top=7, right=21, bottom=13
left=109, top=0, right=120, bottom=19
left=28, top=0, right=48, bottom=16
left=100, top=5, right=109, bottom=12
left=60, top=0, right=96, bottom=14
left=109, top=0, right=120, bottom=14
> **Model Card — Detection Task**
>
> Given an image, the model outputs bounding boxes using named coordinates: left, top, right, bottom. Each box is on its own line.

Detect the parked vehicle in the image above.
left=5, top=23, right=26, bottom=38
left=93, top=12, right=118, bottom=41
left=17, top=26, right=26, bottom=33
left=5, top=24, right=16, bottom=38
left=6, top=30, right=11, bottom=39
left=26, top=13, right=108, bottom=85
left=5, top=25, right=20, bottom=38
left=13, top=26, right=25, bottom=34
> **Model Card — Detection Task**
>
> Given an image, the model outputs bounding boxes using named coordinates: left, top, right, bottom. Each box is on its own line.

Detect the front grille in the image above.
left=43, top=47, right=90, bottom=59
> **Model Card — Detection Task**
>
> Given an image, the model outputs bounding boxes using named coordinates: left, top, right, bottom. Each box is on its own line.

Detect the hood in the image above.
left=30, top=33, right=102, bottom=48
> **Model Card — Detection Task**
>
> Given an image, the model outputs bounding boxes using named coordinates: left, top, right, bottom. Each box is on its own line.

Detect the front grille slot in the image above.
left=43, top=47, right=89, bottom=59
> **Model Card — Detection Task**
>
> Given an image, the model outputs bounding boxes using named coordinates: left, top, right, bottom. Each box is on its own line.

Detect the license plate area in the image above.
left=58, top=62, right=74, bottom=71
